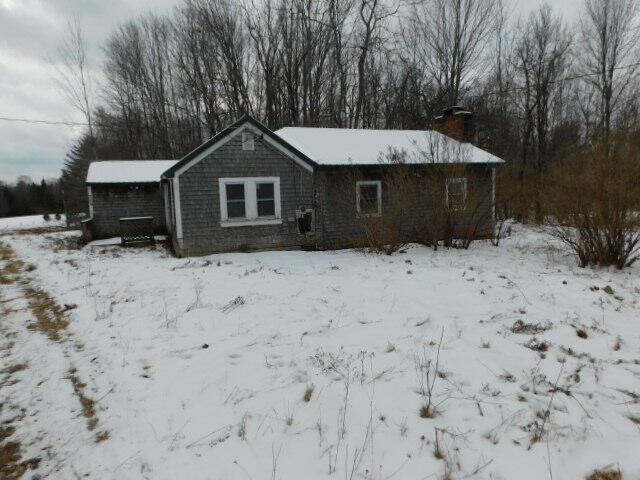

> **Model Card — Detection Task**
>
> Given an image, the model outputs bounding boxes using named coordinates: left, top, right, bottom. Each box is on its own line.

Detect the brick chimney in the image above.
left=433, top=106, right=475, bottom=143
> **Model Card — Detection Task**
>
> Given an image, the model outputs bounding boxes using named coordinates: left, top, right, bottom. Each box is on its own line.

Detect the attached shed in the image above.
left=85, top=160, right=177, bottom=239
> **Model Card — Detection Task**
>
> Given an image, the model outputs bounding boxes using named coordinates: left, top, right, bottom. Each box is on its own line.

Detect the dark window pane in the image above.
left=257, top=199, right=275, bottom=217
left=226, top=183, right=245, bottom=201
left=227, top=201, right=246, bottom=218
left=359, top=184, right=379, bottom=214
left=257, top=182, right=274, bottom=200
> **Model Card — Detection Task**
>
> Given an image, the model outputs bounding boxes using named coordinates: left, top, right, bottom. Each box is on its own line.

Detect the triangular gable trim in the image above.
left=162, top=115, right=316, bottom=179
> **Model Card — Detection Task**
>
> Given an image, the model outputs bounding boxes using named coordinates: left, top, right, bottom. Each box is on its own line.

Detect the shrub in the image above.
left=43, top=213, right=51, bottom=221
left=342, top=136, right=496, bottom=253
left=545, top=136, right=640, bottom=269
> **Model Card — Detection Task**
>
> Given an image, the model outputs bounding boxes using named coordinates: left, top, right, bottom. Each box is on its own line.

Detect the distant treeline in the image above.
left=0, top=177, right=64, bottom=218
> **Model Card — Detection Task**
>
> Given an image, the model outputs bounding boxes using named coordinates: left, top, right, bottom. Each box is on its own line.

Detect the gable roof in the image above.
left=161, top=115, right=318, bottom=179
left=86, top=160, right=178, bottom=185
left=275, top=127, right=504, bottom=166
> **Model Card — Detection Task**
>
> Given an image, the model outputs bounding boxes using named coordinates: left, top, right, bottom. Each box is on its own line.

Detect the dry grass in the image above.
left=68, top=368, right=99, bottom=432
left=627, top=414, right=640, bottom=425
left=419, top=404, right=438, bottom=419
left=586, top=468, right=622, bottom=480
left=303, top=385, right=315, bottom=402
left=24, top=286, right=69, bottom=342
left=3, top=363, right=27, bottom=375
left=0, top=420, right=41, bottom=480
left=0, top=243, right=23, bottom=285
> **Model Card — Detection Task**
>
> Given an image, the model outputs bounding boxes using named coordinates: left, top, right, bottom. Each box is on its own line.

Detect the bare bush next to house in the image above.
left=545, top=137, right=640, bottom=269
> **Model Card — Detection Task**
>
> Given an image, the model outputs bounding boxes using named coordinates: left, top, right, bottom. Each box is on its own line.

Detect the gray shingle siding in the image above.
left=174, top=131, right=314, bottom=256
left=314, top=165, right=495, bottom=249
left=90, top=184, right=166, bottom=239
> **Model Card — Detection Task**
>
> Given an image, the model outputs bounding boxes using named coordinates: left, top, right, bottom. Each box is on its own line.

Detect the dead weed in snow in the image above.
left=0, top=243, right=23, bottom=285
left=0, top=361, right=41, bottom=480
left=0, top=430, right=41, bottom=480
left=68, top=368, right=98, bottom=431
left=2, top=363, right=27, bottom=375
left=586, top=468, right=622, bottom=480
left=24, top=285, right=69, bottom=342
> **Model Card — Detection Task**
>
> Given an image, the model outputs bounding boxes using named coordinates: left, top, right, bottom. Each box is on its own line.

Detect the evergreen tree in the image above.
left=60, top=134, right=96, bottom=224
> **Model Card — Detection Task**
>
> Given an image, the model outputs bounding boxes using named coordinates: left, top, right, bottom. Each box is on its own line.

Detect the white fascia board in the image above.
left=173, top=176, right=182, bottom=239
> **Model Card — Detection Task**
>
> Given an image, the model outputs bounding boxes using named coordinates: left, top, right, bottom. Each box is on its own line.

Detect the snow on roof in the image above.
left=275, top=127, right=503, bottom=166
left=86, top=160, right=178, bottom=184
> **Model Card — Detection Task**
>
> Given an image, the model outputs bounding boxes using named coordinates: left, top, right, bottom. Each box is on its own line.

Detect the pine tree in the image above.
left=60, top=134, right=96, bottom=224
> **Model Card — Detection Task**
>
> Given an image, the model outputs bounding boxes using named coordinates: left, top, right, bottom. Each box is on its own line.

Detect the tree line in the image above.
left=0, top=177, right=64, bottom=218
left=57, top=0, right=640, bottom=266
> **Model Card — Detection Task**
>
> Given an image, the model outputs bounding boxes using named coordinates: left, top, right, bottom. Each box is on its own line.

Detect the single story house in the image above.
left=85, top=107, right=503, bottom=256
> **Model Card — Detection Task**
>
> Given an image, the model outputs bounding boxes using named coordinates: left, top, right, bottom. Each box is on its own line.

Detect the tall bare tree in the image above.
left=409, top=0, right=502, bottom=106
left=579, top=0, right=640, bottom=144
left=54, top=16, right=95, bottom=139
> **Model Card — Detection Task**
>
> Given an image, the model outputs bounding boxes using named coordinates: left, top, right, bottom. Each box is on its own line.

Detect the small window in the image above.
left=256, top=182, right=275, bottom=217
left=356, top=181, right=382, bottom=216
left=446, top=178, right=467, bottom=210
left=242, top=131, right=255, bottom=151
left=225, top=183, right=246, bottom=218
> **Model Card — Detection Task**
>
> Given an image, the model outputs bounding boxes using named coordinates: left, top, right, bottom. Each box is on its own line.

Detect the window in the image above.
left=446, top=178, right=467, bottom=210
left=356, top=181, right=382, bottom=216
left=225, top=183, right=246, bottom=218
left=256, top=182, right=275, bottom=217
left=242, top=131, right=255, bottom=151
left=219, top=177, right=281, bottom=226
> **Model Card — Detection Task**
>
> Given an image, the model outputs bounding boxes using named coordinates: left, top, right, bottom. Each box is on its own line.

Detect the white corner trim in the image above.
left=87, top=186, right=93, bottom=218
left=492, top=167, right=496, bottom=223
left=173, top=177, right=183, bottom=239
left=218, top=176, right=282, bottom=226
left=356, top=180, right=382, bottom=217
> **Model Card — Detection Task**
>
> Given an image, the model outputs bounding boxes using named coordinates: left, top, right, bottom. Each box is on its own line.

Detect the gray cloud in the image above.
left=0, top=0, right=180, bottom=183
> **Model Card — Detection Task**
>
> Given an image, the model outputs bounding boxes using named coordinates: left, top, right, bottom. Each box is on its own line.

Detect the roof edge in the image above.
left=161, top=115, right=318, bottom=179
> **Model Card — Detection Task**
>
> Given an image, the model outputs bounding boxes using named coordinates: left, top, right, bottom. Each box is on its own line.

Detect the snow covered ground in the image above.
left=0, top=223, right=639, bottom=480
left=0, top=214, right=66, bottom=232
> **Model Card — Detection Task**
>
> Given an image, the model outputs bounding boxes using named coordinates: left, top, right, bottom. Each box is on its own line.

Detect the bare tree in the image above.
left=579, top=0, right=640, bottom=145
left=410, top=0, right=502, bottom=105
left=54, top=16, right=95, bottom=139
left=353, top=0, right=400, bottom=127
left=512, top=5, right=573, bottom=219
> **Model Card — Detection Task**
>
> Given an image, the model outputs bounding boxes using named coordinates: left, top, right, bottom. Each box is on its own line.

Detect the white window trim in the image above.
left=446, top=177, right=468, bottom=210
left=356, top=180, right=382, bottom=217
left=218, top=177, right=282, bottom=227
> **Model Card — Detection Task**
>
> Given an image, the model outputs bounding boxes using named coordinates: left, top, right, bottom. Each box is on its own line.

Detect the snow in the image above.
left=1, top=225, right=639, bottom=480
left=0, top=213, right=65, bottom=232
left=86, top=160, right=177, bottom=184
left=276, top=127, right=504, bottom=165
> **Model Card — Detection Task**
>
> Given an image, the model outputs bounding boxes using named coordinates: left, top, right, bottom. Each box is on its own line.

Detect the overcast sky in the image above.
left=0, top=0, right=582, bottom=183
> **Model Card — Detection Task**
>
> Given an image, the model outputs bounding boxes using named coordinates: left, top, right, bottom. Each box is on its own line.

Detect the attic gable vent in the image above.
left=242, top=131, right=255, bottom=151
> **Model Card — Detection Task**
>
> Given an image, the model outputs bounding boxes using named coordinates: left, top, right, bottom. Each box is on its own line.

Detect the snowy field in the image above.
left=0, top=213, right=66, bottom=232
left=0, top=221, right=639, bottom=480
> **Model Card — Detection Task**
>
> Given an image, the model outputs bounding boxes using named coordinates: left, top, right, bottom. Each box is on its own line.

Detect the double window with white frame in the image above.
left=219, top=177, right=281, bottom=227
left=446, top=178, right=467, bottom=211
left=356, top=180, right=382, bottom=216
